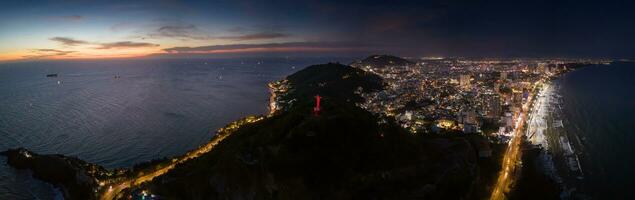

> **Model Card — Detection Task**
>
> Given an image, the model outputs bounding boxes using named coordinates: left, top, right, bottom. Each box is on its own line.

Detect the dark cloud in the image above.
left=149, top=24, right=210, bottom=40
left=24, top=49, right=76, bottom=59
left=305, top=0, right=635, bottom=58
left=50, top=37, right=89, bottom=46
left=146, top=23, right=290, bottom=41
left=97, top=41, right=159, bottom=49
left=49, top=36, right=158, bottom=49
left=226, top=24, right=287, bottom=33
left=162, top=41, right=375, bottom=53
left=217, top=32, right=289, bottom=41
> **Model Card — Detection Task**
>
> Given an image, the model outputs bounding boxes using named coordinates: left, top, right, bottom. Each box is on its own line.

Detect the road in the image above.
left=99, top=116, right=263, bottom=200
left=489, top=81, right=545, bottom=200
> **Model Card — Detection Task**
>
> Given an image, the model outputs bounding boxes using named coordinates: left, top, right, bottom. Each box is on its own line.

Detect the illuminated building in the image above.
left=459, top=74, right=471, bottom=90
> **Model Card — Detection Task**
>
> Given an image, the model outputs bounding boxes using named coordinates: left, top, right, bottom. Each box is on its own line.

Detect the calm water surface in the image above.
left=0, top=58, right=347, bottom=199
left=559, top=62, right=635, bottom=199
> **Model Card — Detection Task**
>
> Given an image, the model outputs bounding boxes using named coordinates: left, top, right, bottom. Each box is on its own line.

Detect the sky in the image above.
left=1, top=0, right=634, bottom=61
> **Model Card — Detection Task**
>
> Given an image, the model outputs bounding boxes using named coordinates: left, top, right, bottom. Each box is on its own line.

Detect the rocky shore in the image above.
left=1, top=148, right=106, bottom=200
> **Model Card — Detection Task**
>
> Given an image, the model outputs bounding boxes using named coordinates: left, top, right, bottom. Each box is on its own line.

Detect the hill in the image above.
left=1, top=148, right=107, bottom=200
left=350, top=55, right=414, bottom=68
left=140, top=100, right=477, bottom=199
left=134, top=63, right=478, bottom=199
left=271, top=62, right=384, bottom=111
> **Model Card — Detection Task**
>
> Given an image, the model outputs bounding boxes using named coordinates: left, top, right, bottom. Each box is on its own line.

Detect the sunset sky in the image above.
left=1, top=0, right=634, bottom=62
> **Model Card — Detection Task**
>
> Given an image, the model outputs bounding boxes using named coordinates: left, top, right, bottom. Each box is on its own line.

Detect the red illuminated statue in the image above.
left=313, top=95, right=322, bottom=116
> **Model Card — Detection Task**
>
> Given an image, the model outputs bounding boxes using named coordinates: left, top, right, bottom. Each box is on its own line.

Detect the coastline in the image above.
left=500, top=64, right=595, bottom=199
left=557, top=62, right=635, bottom=198
left=1, top=115, right=266, bottom=200
left=1, top=60, right=292, bottom=199
left=522, top=72, right=590, bottom=198
left=0, top=61, right=288, bottom=199
left=548, top=74, right=589, bottom=198
left=0, top=59, right=297, bottom=199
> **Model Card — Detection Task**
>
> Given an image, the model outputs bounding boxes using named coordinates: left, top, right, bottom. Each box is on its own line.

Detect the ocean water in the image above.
left=559, top=62, right=635, bottom=199
left=0, top=58, right=348, bottom=200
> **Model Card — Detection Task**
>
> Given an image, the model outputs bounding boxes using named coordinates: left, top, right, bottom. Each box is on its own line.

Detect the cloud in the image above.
left=50, top=37, right=89, bottom=46
left=147, top=22, right=289, bottom=41
left=97, top=41, right=159, bottom=49
left=162, top=41, right=372, bottom=54
left=149, top=24, right=210, bottom=40
left=24, top=49, right=76, bottom=59
left=49, top=36, right=158, bottom=49
left=218, top=32, right=289, bottom=41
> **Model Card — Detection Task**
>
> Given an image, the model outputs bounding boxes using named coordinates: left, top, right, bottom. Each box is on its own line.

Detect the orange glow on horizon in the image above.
left=0, top=47, right=163, bottom=62
left=0, top=46, right=359, bottom=62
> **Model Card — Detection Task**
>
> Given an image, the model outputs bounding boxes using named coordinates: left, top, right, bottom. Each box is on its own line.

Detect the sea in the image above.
left=0, top=57, right=350, bottom=200
left=558, top=62, right=635, bottom=199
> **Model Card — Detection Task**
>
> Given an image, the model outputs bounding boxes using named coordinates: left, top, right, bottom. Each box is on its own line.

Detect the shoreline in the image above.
left=556, top=72, right=597, bottom=198
left=548, top=74, right=588, bottom=198
left=494, top=64, right=594, bottom=200
left=523, top=73, right=590, bottom=198
left=1, top=61, right=290, bottom=199
left=2, top=71, right=284, bottom=199
left=2, top=115, right=267, bottom=200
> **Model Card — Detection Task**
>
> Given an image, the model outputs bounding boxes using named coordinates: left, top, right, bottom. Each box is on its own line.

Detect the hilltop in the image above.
left=350, top=55, right=414, bottom=68
left=269, top=62, right=384, bottom=112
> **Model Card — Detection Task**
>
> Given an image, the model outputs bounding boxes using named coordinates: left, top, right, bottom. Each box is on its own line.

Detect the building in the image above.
left=486, top=95, right=501, bottom=118
left=458, top=110, right=477, bottom=124
left=463, top=123, right=478, bottom=134
left=513, top=91, right=523, bottom=106
left=504, top=112, right=514, bottom=130
left=459, top=74, right=471, bottom=90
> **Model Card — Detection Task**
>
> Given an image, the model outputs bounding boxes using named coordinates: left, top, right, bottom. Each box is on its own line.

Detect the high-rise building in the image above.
left=500, top=71, right=507, bottom=81
left=513, top=91, right=523, bottom=106
left=460, top=75, right=471, bottom=90
left=458, top=110, right=477, bottom=124
left=486, top=95, right=501, bottom=118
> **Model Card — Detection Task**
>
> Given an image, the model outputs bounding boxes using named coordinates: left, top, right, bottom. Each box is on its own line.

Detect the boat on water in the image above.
left=46, top=73, right=58, bottom=77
